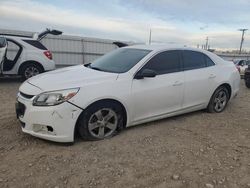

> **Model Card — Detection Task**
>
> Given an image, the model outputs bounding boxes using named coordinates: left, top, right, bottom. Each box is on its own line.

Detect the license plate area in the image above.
left=15, top=101, right=26, bottom=118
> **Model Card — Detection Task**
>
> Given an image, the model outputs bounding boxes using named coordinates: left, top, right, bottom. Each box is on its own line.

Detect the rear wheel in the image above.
left=77, top=102, right=124, bottom=141
left=20, top=63, right=43, bottom=80
left=246, top=81, right=250, bottom=88
left=207, top=86, right=229, bottom=113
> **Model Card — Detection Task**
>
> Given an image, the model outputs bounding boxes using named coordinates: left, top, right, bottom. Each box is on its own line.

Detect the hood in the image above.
left=27, top=65, right=118, bottom=92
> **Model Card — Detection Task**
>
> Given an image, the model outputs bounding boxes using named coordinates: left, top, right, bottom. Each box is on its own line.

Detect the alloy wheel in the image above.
left=214, top=90, right=228, bottom=112
left=24, top=66, right=40, bottom=78
left=88, top=108, right=118, bottom=139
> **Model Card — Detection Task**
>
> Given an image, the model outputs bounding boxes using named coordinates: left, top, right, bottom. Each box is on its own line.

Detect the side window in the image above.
left=22, top=40, right=47, bottom=50
left=142, top=50, right=180, bottom=75
left=6, top=40, right=20, bottom=61
left=205, top=55, right=215, bottom=67
left=238, top=60, right=245, bottom=66
left=182, top=50, right=206, bottom=71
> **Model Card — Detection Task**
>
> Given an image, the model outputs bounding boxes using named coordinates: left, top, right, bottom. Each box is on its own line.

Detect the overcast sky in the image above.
left=0, top=0, right=250, bottom=50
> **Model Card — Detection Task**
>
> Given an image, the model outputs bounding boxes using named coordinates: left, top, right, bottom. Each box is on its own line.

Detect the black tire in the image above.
left=20, top=63, right=43, bottom=80
left=77, top=101, right=124, bottom=141
left=246, top=81, right=250, bottom=88
left=207, top=86, right=230, bottom=113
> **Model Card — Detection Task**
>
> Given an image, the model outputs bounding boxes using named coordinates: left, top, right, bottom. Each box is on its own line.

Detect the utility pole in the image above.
left=238, top=29, right=248, bottom=54
left=149, top=28, right=152, bottom=45
left=205, top=37, right=209, bottom=50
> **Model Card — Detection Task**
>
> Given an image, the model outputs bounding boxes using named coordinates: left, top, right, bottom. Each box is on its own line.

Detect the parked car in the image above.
left=245, top=65, right=250, bottom=88
left=0, top=29, right=62, bottom=79
left=16, top=45, right=240, bottom=143
left=234, top=59, right=250, bottom=75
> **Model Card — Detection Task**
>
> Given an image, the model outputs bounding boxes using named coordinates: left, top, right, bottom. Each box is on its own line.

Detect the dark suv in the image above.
left=245, top=65, right=250, bottom=88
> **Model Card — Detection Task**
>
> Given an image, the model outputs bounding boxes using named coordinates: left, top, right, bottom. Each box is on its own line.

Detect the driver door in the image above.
left=131, top=50, right=184, bottom=123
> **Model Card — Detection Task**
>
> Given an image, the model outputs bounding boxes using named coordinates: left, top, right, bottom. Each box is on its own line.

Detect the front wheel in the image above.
left=207, top=86, right=230, bottom=113
left=20, top=64, right=43, bottom=80
left=77, top=102, right=124, bottom=141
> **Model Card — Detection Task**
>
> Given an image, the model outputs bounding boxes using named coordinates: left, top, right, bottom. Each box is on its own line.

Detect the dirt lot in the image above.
left=0, top=79, right=250, bottom=188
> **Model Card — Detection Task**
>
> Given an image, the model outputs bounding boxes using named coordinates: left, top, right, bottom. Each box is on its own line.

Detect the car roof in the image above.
left=125, top=44, right=225, bottom=64
left=0, top=35, right=48, bottom=51
left=125, top=44, right=209, bottom=53
left=4, top=36, right=33, bottom=40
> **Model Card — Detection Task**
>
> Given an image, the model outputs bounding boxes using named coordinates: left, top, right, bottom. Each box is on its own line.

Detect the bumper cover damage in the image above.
left=16, top=93, right=82, bottom=143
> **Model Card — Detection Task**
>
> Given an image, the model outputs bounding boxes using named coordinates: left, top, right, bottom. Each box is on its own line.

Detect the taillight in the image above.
left=43, top=50, right=52, bottom=60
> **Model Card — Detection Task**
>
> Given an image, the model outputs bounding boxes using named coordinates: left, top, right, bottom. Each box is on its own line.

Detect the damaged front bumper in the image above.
left=16, top=92, right=83, bottom=143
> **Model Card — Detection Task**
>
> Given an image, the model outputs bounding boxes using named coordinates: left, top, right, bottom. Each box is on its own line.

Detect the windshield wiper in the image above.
left=86, top=64, right=113, bottom=73
left=88, top=64, right=102, bottom=71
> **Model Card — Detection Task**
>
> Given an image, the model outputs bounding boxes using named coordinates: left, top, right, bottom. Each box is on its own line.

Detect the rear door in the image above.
left=131, top=50, right=184, bottom=123
left=3, top=39, right=23, bottom=72
left=182, top=50, right=217, bottom=109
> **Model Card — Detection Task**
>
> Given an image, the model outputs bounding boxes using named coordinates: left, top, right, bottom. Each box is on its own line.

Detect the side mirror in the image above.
left=135, top=69, right=157, bottom=79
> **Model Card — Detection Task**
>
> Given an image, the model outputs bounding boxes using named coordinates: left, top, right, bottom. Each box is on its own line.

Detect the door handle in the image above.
left=173, top=81, right=183, bottom=86
left=209, top=74, right=216, bottom=79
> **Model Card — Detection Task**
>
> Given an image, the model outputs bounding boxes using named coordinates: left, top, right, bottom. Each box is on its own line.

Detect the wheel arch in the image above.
left=18, top=60, right=45, bottom=75
left=218, top=83, right=232, bottom=99
left=207, top=82, right=232, bottom=113
left=74, top=98, right=128, bottom=137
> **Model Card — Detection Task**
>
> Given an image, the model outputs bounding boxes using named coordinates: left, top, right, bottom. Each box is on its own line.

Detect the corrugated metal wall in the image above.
left=0, top=29, right=118, bottom=67
left=41, top=35, right=118, bottom=66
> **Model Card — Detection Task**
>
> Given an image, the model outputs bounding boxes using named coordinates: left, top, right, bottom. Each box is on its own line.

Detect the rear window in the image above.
left=205, top=55, right=215, bottom=67
left=22, top=40, right=47, bottom=50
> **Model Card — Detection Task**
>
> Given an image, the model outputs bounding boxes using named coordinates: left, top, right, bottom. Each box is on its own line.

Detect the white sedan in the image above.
left=16, top=45, right=240, bottom=143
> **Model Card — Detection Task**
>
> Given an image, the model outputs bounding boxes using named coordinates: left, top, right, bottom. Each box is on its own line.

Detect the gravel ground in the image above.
left=0, top=78, right=250, bottom=188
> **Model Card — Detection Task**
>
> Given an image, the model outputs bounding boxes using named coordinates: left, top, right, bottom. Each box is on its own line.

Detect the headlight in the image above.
left=33, top=88, right=79, bottom=106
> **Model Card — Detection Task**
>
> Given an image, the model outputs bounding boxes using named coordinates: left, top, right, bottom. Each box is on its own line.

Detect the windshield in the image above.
left=88, top=48, right=151, bottom=73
